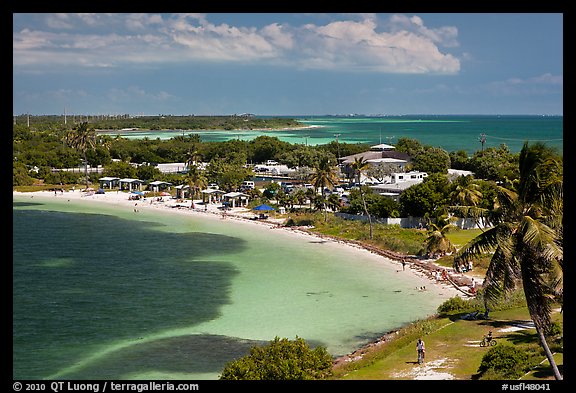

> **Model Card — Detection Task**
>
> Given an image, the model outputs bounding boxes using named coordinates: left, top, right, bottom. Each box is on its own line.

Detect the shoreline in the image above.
left=13, top=189, right=474, bottom=363
left=95, top=124, right=323, bottom=134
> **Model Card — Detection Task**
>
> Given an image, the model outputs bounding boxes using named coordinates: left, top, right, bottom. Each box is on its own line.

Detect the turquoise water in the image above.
left=13, top=195, right=456, bottom=380
left=107, top=115, right=563, bottom=155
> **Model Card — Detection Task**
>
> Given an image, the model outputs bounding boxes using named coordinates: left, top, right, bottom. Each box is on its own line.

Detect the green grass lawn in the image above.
left=446, top=228, right=484, bottom=248
left=332, top=307, right=563, bottom=380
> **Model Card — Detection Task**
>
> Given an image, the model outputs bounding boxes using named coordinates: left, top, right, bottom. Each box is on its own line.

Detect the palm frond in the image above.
left=520, top=216, right=561, bottom=260
left=482, top=247, right=520, bottom=304
left=456, top=224, right=506, bottom=261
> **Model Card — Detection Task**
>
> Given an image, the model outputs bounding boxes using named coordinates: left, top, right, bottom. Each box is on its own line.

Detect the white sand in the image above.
left=13, top=189, right=463, bottom=299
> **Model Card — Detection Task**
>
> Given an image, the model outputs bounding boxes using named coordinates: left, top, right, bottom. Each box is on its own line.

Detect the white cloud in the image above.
left=486, top=74, right=563, bottom=95
left=13, top=13, right=461, bottom=74
left=389, top=14, right=459, bottom=48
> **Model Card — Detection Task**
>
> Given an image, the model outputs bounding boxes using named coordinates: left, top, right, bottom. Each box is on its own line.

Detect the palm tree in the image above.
left=64, top=122, right=96, bottom=190
left=327, top=193, right=341, bottom=213
left=309, top=157, right=339, bottom=222
left=424, top=220, right=457, bottom=258
left=185, top=148, right=202, bottom=171
left=456, top=142, right=563, bottom=380
left=186, top=166, right=207, bottom=207
left=350, top=157, right=373, bottom=239
left=451, top=175, right=482, bottom=206
left=449, top=176, right=486, bottom=231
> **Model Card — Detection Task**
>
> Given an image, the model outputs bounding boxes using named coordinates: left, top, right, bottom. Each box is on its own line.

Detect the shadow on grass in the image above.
left=528, top=364, right=563, bottom=379
left=499, top=330, right=538, bottom=345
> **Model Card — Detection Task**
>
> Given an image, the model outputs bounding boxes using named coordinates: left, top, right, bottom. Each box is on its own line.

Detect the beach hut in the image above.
left=175, top=184, right=191, bottom=199
left=98, top=176, right=120, bottom=189
left=149, top=180, right=172, bottom=192
left=201, top=189, right=226, bottom=204
left=222, top=192, right=250, bottom=208
left=118, top=178, right=144, bottom=192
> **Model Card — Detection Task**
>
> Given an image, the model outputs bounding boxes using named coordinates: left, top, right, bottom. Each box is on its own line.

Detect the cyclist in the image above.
left=480, top=330, right=496, bottom=347
left=416, top=338, right=426, bottom=364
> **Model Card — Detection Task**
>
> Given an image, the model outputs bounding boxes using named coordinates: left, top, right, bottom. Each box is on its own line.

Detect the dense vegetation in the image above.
left=13, top=114, right=303, bottom=131
left=219, top=336, right=333, bottom=380
left=13, top=117, right=533, bottom=223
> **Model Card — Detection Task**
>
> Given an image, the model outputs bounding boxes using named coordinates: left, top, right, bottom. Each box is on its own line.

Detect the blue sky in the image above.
left=13, top=13, right=563, bottom=116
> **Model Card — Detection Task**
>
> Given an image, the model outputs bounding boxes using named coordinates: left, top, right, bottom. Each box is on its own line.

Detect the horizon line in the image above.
left=13, top=113, right=564, bottom=117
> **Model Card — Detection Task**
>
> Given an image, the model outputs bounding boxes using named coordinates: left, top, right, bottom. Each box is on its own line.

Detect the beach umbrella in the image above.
left=131, top=190, right=144, bottom=196
left=253, top=204, right=275, bottom=211
left=160, top=192, right=171, bottom=196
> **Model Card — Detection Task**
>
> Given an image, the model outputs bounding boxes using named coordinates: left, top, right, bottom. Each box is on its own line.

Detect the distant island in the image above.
left=13, top=114, right=305, bottom=132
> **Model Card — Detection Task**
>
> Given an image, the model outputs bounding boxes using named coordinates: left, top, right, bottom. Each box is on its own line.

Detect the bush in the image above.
left=284, top=217, right=315, bottom=227
left=44, top=170, right=82, bottom=185
left=477, top=345, right=534, bottom=379
left=13, top=163, right=34, bottom=186
left=545, top=321, right=562, bottom=338
left=219, top=336, right=333, bottom=380
left=437, top=296, right=473, bottom=315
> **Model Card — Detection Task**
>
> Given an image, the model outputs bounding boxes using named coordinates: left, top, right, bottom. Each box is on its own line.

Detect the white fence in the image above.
left=51, top=165, right=103, bottom=174
left=334, top=212, right=489, bottom=229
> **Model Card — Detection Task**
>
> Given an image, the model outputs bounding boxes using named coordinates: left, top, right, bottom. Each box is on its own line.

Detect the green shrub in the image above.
left=44, top=170, right=81, bottom=185
left=545, top=321, right=562, bottom=337
left=284, top=217, right=315, bottom=227
left=437, top=296, right=473, bottom=314
left=219, top=336, right=333, bottom=380
left=477, top=344, right=533, bottom=379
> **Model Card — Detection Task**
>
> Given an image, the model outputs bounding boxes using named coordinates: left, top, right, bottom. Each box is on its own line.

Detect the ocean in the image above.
left=13, top=195, right=456, bottom=380
left=109, top=115, right=563, bottom=155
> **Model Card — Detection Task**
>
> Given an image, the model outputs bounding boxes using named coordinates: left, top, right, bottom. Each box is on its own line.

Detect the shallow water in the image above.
left=106, top=115, right=563, bottom=155
left=13, top=195, right=455, bottom=380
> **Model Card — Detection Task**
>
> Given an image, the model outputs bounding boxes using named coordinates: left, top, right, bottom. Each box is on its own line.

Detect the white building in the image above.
left=369, top=171, right=428, bottom=202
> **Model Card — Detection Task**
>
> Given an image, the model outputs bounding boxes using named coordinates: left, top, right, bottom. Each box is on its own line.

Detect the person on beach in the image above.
left=401, top=259, right=406, bottom=271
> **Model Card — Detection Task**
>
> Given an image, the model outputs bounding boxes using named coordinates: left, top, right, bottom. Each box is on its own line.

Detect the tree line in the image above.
left=13, top=120, right=558, bottom=223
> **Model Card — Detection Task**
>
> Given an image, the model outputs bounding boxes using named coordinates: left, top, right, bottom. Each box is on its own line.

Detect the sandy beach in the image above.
left=14, top=189, right=476, bottom=366
left=13, top=189, right=474, bottom=295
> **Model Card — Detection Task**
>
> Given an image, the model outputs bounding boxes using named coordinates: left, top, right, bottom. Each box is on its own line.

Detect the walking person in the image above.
left=416, top=338, right=426, bottom=364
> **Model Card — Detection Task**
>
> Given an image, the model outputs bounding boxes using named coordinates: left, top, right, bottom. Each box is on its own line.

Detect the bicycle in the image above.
left=480, top=334, right=497, bottom=347
left=417, top=349, right=425, bottom=364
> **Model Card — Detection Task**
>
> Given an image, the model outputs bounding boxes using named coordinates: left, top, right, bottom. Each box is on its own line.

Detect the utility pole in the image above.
left=479, top=133, right=486, bottom=155
left=334, top=133, right=341, bottom=161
